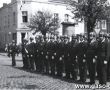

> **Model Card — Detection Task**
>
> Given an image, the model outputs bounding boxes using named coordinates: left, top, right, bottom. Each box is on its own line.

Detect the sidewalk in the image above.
left=0, top=54, right=110, bottom=89
left=0, top=55, right=77, bottom=89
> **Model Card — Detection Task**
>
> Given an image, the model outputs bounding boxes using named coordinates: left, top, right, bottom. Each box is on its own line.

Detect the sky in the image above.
left=0, top=0, right=11, bottom=7
left=0, top=0, right=50, bottom=8
left=0, top=0, right=110, bottom=8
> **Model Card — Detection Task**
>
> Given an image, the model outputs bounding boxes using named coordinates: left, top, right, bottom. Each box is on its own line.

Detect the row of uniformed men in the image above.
left=21, top=32, right=110, bottom=85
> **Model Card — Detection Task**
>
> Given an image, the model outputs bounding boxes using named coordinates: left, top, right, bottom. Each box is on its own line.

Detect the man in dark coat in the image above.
left=22, top=39, right=29, bottom=69
left=77, top=34, right=88, bottom=83
left=86, top=32, right=98, bottom=84
left=107, top=34, right=110, bottom=80
left=10, top=40, right=18, bottom=66
left=97, top=32, right=108, bottom=85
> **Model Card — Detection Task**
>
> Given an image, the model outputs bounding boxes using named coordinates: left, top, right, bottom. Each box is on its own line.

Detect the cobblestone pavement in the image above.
left=0, top=53, right=110, bottom=90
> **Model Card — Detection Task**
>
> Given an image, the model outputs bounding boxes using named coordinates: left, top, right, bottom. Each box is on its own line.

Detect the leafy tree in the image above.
left=66, top=0, right=110, bottom=43
left=29, top=10, right=60, bottom=40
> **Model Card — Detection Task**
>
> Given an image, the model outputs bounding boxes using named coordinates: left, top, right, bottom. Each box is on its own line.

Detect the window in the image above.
left=13, top=12, right=16, bottom=25
left=54, top=13, right=59, bottom=24
left=65, top=14, right=69, bottom=22
left=22, top=0, right=31, bottom=4
left=22, top=0, right=26, bottom=4
left=22, top=11, right=28, bottom=23
left=8, top=15, right=10, bottom=27
left=101, top=20, right=107, bottom=29
left=95, top=21, right=100, bottom=29
left=4, top=16, right=6, bottom=27
left=12, top=33, right=16, bottom=41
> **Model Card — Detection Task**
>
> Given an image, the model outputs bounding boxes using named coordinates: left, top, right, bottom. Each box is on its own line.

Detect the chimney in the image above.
left=3, top=3, right=7, bottom=7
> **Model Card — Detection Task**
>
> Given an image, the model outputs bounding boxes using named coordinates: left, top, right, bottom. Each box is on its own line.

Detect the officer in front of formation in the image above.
left=97, top=32, right=108, bottom=85
left=10, top=40, right=18, bottom=66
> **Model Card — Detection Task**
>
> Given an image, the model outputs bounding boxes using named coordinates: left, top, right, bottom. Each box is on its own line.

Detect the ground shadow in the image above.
left=11, top=66, right=82, bottom=84
left=8, top=75, right=39, bottom=79
left=23, top=84, right=41, bottom=89
left=4, top=65, right=91, bottom=85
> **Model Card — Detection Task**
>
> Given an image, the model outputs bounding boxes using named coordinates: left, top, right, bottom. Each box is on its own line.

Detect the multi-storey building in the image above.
left=0, top=0, right=109, bottom=49
left=0, top=0, right=82, bottom=48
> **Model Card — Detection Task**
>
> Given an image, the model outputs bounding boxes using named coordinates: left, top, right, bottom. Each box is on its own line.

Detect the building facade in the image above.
left=0, top=0, right=81, bottom=48
left=0, top=0, right=109, bottom=49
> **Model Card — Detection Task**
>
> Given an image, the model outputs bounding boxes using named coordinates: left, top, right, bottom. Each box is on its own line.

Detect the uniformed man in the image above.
left=63, top=36, right=71, bottom=79
left=7, top=43, right=11, bottom=57
left=56, top=36, right=63, bottom=77
left=43, top=36, right=49, bottom=74
left=10, top=40, right=18, bottom=66
left=107, top=33, right=110, bottom=81
left=27, top=37, right=36, bottom=71
left=34, top=36, right=40, bottom=72
left=86, top=32, right=98, bottom=84
left=69, top=35, right=79, bottom=81
left=77, top=34, right=88, bottom=83
left=22, top=39, right=29, bottom=69
left=49, top=36, right=56, bottom=75
left=97, top=32, right=108, bottom=84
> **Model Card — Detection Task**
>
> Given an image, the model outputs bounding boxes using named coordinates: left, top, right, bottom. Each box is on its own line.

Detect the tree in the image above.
left=29, top=10, right=60, bottom=40
left=66, top=0, right=110, bottom=43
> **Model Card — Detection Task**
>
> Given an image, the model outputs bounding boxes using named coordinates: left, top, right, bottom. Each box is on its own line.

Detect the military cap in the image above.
left=72, top=35, right=77, bottom=39
left=12, top=40, right=15, bottom=43
left=90, top=32, right=96, bottom=37
left=23, top=39, right=28, bottom=42
left=56, top=36, right=60, bottom=39
left=99, top=31, right=104, bottom=37
left=30, top=37, right=34, bottom=40
left=50, top=36, right=53, bottom=39
left=107, top=33, right=110, bottom=38
left=103, top=33, right=107, bottom=38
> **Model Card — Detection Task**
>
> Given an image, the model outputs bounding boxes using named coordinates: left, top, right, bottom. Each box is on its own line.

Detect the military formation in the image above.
left=7, top=31, right=110, bottom=85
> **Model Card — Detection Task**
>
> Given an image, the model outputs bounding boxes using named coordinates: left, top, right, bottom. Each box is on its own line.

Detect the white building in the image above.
left=0, top=0, right=85, bottom=49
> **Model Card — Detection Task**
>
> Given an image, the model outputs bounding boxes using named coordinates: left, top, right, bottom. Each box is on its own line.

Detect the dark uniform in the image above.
left=27, top=38, right=36, bottom=71
left=22, top=39, right=29, bottom=69
left=34, top=38, right=40, bottom=72
left=56, top=37, right=63, bottom=77
left=69, top=36, right=79, bottom=81
left=49, top=40, right=55, bottom=75
left=107, top=34, right=110, bottom=80
left=43, top=39, right=49, bottom=74
left=77, top=35, right=87, bottom=83
left=10, top=40, right=18, bottom=66
left=63, top=37, right=71, bottom=79
left=86, top=33, right=98, bottom=84
left=97, top=33, right=108, bottom=84
left=7, top=43, right=11, bottom=57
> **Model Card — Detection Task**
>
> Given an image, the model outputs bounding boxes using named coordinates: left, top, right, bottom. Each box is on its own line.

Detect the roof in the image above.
left=48, top=0, right=68, bottom=4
